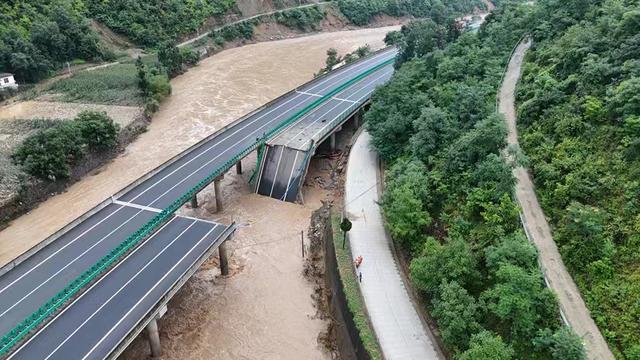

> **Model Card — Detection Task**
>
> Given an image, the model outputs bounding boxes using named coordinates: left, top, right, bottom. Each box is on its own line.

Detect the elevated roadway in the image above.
left=0, top=47, right=397, bottom=358
left=255, top=49, right=396, bottom=202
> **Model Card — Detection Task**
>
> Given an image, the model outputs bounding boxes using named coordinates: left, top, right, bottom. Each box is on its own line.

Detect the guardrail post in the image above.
left=219, top=240, right=229, bottom=276
left=146, top=318, right=162, bottom=357
left=214, top=176, right=224, bottom=213
left=190, top=194, right=199, bottom=208
left=236, top=160, right=242, bottom=175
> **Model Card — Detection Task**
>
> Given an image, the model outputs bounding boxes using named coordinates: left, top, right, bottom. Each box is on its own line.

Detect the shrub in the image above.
left=180, top=47, right=200, bottom=66
left=274, top=6, right=325, bottom=31
left=75, top=111, right=119, bottom=151
left=12, top=112, right=120, bottom=181
left=12, top=123, right=84, bottom=181
left=144, top=98, right=160, bottom=116
left=147, top=74, right=172, bottom=102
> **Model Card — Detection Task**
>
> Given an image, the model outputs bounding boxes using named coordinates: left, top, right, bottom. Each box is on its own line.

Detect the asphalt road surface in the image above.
left=0, top=47, right=397, bottom=358
left=8, top=217, right=228, bottom=360
left=257, top=57, right=395, bottom=201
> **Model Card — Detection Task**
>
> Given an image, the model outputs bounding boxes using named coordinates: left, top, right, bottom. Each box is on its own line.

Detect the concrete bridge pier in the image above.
left=354, top=109, right=363, bottom=128
left=214, top=175, right=224, bottom=213
left=146, top=318, right=162, bottom=357
left=219, top=240, right=229, bottom=275
left=236, top=160, right=243, bottom=174
left=330, top=133, right=336, bottom=152
left=190, top=194, right=199, bottom=208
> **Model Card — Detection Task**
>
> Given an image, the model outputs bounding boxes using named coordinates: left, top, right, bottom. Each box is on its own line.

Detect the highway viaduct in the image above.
left=0, top=47, right=397, bottom=359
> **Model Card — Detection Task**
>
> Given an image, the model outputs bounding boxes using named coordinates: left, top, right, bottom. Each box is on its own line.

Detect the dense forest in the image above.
left=337, top=0, right=485, bottom=26
left=1, top=0, right=488, bottom=84
left=366, top=1, right=588, bottom=359
left=0, top=1, right=112, bottom=83
left=516, top=0, right=640, bottom=358
left=86, top=0, right=236, bottom=47
left=0, top=0, right=236, bottom=83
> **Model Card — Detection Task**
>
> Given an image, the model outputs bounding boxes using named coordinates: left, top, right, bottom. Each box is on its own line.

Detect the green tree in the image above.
left=485, top=233, right=538, bottom=275
left=384, top=30, right=402, bottom=46
left=534, top=327, right=586, bottom=360
left=432, top=281, right=482, bottom=353
left=324, top=48, right=341, bottom=72
left=135, top=56, right=149, bottom=96
left=411, top=237, right=478, bottom=296
left=481, top=264, right=559, bottom=345
left=457, top=331, right=514, bottom=360
left=409, top=106, right=456, bottom=165
left=158, top=41, right=183, bottom=77
left=74, top=111, right=119, bottom=151
left=398, top=19, right=449, bottom=64
left=12, top=123, right=84, bottom=181
left=383, top=183, right=431, bottom=252
left=557, top=202, right=614, bottom=273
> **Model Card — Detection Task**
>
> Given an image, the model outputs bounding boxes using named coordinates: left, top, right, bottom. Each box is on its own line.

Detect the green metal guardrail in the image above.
left=0, top=56, right=395, bottom=357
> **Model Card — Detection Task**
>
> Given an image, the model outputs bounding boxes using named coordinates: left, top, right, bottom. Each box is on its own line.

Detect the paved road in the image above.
left=345, top=131, right=443, bottom=360
left=499, top=39, right=615, bottom=360
left=9, top=217, right=229, bottom=360
left=0, top=48, right=397, bottom=357
left=258, top=53, right=396, bottom=202
left=177, top=2, right=331, bottom=48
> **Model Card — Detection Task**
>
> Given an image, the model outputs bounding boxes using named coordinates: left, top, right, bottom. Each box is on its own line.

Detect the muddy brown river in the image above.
left=0, top=26, right=399, bottom=359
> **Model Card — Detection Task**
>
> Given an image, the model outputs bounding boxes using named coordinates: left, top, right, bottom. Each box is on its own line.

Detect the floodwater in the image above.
left=0, top=26, right=399, bottom=359
left=0, top=26, right=397, bottom=265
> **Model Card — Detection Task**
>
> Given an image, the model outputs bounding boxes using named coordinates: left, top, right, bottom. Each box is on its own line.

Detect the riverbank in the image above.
left=0, top=27, right=396, bottom=359
left=0, top=26, right=399, bottom=266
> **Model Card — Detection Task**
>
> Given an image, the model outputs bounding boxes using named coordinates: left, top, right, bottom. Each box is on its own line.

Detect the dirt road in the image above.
left=499, top=39, right=615, bottom=360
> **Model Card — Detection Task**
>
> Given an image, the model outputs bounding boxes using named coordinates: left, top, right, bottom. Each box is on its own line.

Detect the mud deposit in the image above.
left=0, top=26, right=397, bottom=359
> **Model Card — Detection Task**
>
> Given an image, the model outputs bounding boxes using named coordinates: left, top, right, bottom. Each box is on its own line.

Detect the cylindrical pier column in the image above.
left=214, top=176, right=223, bottom=213
left=219, top=241, right=229, bottom=276
left=236, top=160, right=242, bottom=174
left=190, top=193, right=198, bottom=208
left=330, top=132, right=336, bottom=152
left=146, top=318, right=162, bottom=357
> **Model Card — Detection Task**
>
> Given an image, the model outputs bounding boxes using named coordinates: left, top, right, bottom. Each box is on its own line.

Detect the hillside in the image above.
left=364, top=1, right=593, bottom=359
left=364, top=0, right=640, bottom=358
left=0, top=0, right=486, bottom=84
left=516, top=0, right=640, bottom=358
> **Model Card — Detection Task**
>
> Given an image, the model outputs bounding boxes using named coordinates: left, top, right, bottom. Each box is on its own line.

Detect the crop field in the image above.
left=46, top=64, right=143, bottom=106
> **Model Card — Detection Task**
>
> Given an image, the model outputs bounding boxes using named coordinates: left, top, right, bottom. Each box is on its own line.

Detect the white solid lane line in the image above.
left=79, top=225, right=220, bottom=360
left=112, top=200, right=162, bottom=213
left=142, top=68, right=375, bottom=209
left=301, top=69, right=394, bottom=149
left=0, top=50, right=396, bottom=318
left=283, top=67, right=394, bottom=148
left=0, top=206, right=149, bottom=320
left=281, top=151, right=300, bottom=201
left=0, top=204, right=126, bottom=296
left=123, top=50, right=395, bottom=206
left=7, top=217, right=180, bottom=360
left=269, top=146, right=286, bottom=197
left=43, top=220, right=207, bottom=360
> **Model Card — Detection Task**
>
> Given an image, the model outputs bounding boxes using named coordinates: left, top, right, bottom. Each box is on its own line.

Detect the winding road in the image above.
left=498, top=39, right=615, bottom=360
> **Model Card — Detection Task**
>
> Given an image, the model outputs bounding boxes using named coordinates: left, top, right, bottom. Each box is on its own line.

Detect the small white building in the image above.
left=0, top=73, right=18, bottom=89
